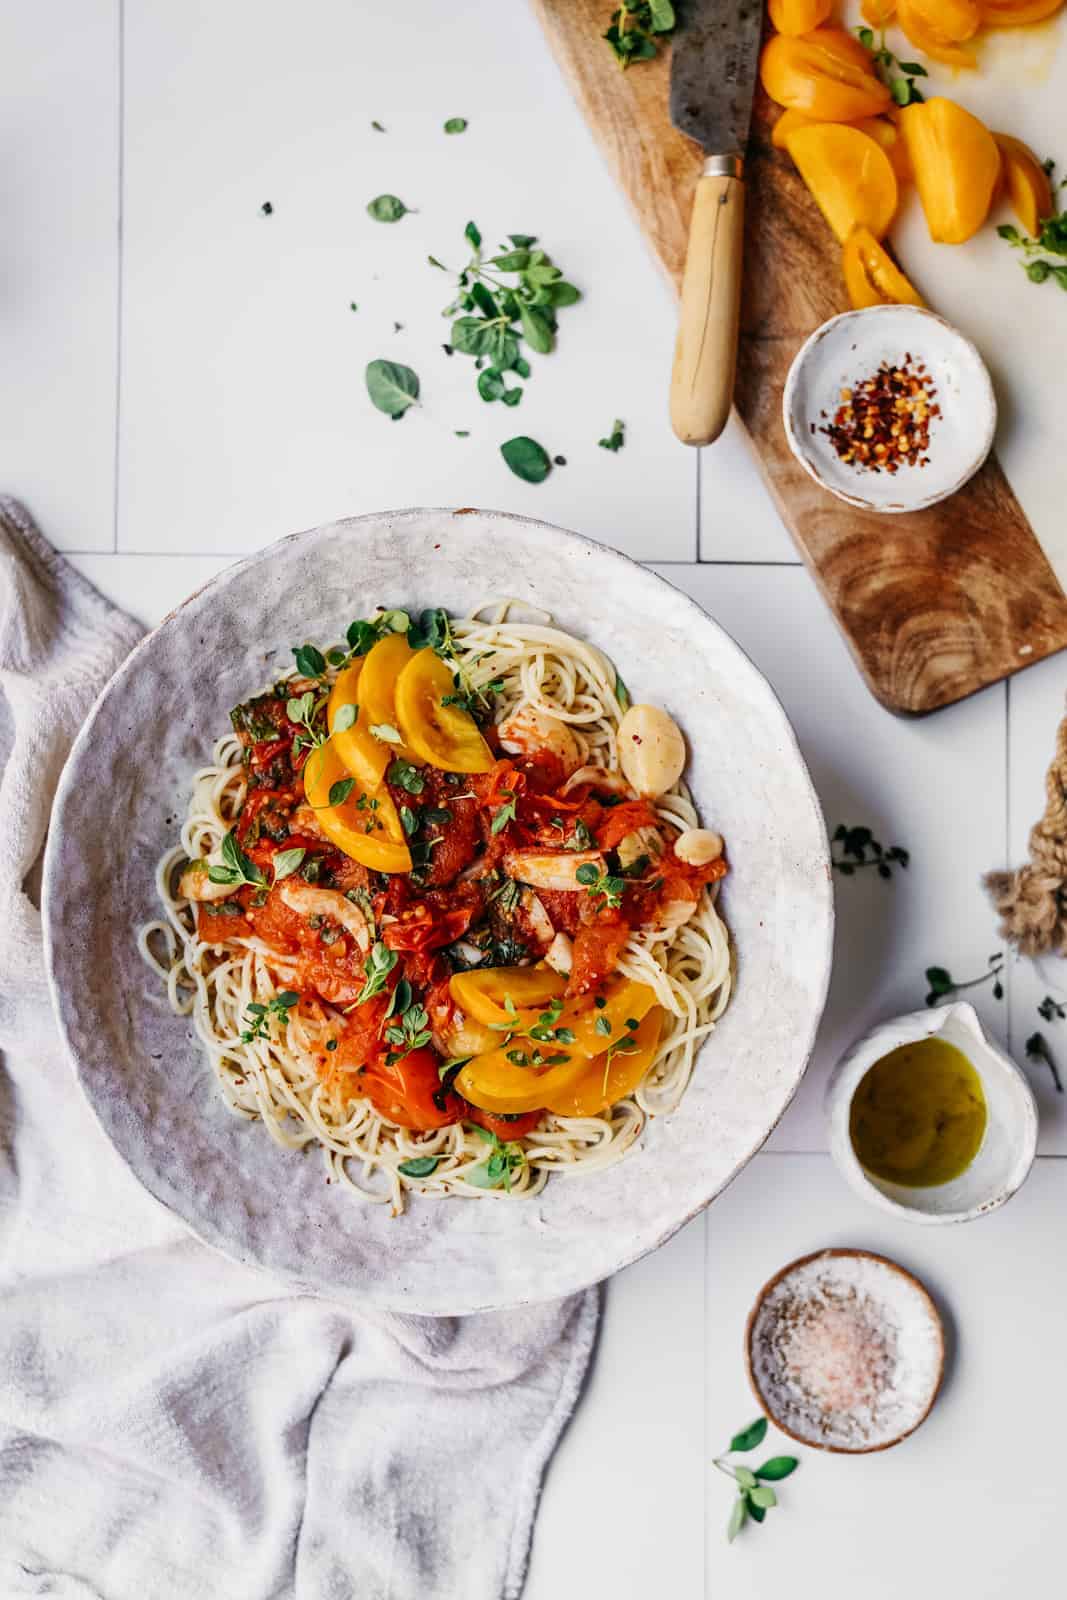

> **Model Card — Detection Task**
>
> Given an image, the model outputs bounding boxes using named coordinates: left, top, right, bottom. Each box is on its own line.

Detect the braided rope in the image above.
left=985, top=702, right=1067, bottom=956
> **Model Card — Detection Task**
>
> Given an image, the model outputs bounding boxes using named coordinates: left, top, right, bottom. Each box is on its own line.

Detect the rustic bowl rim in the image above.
left=744, top=1245, right=946, bottom=1454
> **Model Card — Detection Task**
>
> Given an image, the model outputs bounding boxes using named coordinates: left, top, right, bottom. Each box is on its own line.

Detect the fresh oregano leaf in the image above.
left=444, top=117, right=468, bottom=134
left=272, top=847, right=306, bottom=883
left=328, top=778, right=355, bottom=807
left=367, top=194, right=410, bottom=222
left=334, top=703, right=358, bottom=732
left=398, top=1155, right=441, bottom=1178
left=729, top=1418, right=768, bottom=1453
left=726, top=1494, right=748, bottom=1543
left=500, top=435, right=551, bottom=484
left=748, top=1485, right=777, bottom=1510
left=365, top=360, right=419, bottom=419
left=755, top=1456, right=799, bottom=1481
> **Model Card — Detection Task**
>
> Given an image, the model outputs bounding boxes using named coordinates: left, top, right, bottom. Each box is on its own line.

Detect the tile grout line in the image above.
left=694, top=447, right=701, bottom=563
left=111, top=0, right=126, bottom=554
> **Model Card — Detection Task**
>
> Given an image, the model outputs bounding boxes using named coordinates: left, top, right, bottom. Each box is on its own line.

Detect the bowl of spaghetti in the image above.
left=44, top=509, right=832, bottom=1314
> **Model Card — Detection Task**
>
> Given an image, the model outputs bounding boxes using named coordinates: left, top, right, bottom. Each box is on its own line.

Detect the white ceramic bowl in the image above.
left=44, top=508, right=834, bottom=1314
left=783, top=305, right=996, bottom=514
left=825, top=1001, right=1037, bottom=1224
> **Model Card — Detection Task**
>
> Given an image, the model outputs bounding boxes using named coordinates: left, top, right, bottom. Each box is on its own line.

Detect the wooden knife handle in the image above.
left=670, top=164, right=745, bottom=448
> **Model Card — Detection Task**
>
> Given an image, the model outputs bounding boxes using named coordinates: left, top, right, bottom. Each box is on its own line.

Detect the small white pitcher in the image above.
left=825, top=1002, right=1038, bottom=1225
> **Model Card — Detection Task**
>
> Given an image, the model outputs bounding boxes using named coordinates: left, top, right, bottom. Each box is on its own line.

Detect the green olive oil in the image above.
left=849, top=1037, right=987, bottom=1188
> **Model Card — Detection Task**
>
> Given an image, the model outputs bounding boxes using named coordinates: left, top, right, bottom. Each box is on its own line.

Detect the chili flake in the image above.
left=819, top=355, right=940, bottom=474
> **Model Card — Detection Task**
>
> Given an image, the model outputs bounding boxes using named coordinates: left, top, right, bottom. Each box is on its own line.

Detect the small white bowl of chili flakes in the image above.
left=782, top=305, right=997, bottom=515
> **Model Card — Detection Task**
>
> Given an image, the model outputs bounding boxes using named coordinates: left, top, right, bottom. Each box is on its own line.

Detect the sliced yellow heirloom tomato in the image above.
left=771, top=108, right=819, bottom=149
left=896, top=0, right=978, bottom=65
left=786, top=123, right=898, bottom=244
left=861, top=0, right=897, bottom=21
left=326, top=660, right=392, bottom=792
left=979, top=0, right=1064, bottom=21
left=901, top=98, right=1000, bottom=244
left=994, top=132, right=1054, bottom=238
left=456, top=1045, right=589, bottom=1116
left=394, top=648, right=494, bottom=773
left=303, top=737, right=412, bottom=874
left=843, top=227, right=925, bottom=309
left=903, top=0, right=980, bottom=39
left=856, top=117, right=912, bottom=185
left=767, top=0, right=832, bottom=35
left=760, top=30, right=890, bottom=122
left=450, top=966, right=566, bottom=1029
left=543, top=1009, right=664, bottom=1118
left=517, top=975, right=658, bottom=1059
left=359, top=633, right=425, bottom=765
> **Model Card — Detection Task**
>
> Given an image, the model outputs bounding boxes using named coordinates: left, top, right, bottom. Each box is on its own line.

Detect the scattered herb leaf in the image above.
left=599, top=418, right=625, bottom=452
left=604, top=1, right=676, bottom=69
left=367, top=193, right=411, bottom=223
left=398, top=1155, right=441, bottom=1178
left=365, top=359, right=420, bottom=419
left=501, top=435, right=552, bottom=483
left=444, top=117, right=468, bottom=134
left=831, top=823, right=909, bottom=879
left=1026, top=1031, right=1064, bottom=1093
left=924, top=953, right=1004, bottom=1007
left=715, top=1419, right=799, bottom=1543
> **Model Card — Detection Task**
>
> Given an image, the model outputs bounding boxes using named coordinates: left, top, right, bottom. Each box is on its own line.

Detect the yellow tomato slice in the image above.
left=543, top=1009, right=664, bottom=1118
left=842, top=227, right=925, bottom=309
left=900, top=97, right=1000, bottom=244
left=359, top=633, right=425, bottom=766
left=517, top=975, right=658, bottom=1060
left=979, top=0, right=1064, bottom=22
left=785, top=123, right=899, bottom=244
left=450, top=966, right=567, bottom=1029
left=456, top=1043, right=589, bottom=1116
left=302, top=737, right=412, bottom=874
left=394, top=648, right=494, bottom=773
left=994, top=132, right=1054, bottom=238
left=326, top=660, right=392, bottom=791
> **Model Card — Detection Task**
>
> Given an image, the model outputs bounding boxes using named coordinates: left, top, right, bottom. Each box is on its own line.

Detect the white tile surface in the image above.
left=704, top=1153, right=1065, bottom=1599
left=0, top=1, right=119, bottom=552
left=68, top=552, right=234, bottom=629
left=654, top=564, right=1019, bottom=1152
left=526, top=1214, right=707, bottom=1600
left=118, top=0, right=695, bottom=561
left=699, top=414, right=799, bottom=564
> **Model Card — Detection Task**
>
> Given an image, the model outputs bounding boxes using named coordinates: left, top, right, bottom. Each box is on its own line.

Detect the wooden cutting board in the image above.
left=530, top=0, right=1067, bottom=715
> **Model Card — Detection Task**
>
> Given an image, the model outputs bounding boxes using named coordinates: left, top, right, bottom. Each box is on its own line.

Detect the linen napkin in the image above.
left=0, top=499, right=598, bottom=1600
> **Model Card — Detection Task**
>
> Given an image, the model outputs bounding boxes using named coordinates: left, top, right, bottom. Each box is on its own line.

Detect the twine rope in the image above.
left=985, top=701, right=1067, bottom=956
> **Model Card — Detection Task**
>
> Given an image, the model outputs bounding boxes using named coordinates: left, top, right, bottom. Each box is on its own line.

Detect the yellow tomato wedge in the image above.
left=993, top=132, right=1053, bottom=239
left=302, top=737, right=412, bottom=873
left=326, top=660, right=392, bottom=791
left=543, top=1009, right=664, bottom=1118
left=359, top=633, right=425, bottom=765
left=760, top=30, right=890, bottom=122
left=456, top=1045, right=589, bottom=1116
left=394, top=648, right=494, bottom=773
left=843, top=227, right=925, bottom=309
left=771, top=108, right=819, bottom=150
left=900, top=98, right=1000, bottom=244
left=785, top=123, right=899, bottom=244
left=767, top=0, right=832, bottom=34
left=520, top=975, right=658, bottom=1059
left=450, top=966, right=567, bottom=1029
left=896, top=0, right=978, bottom=65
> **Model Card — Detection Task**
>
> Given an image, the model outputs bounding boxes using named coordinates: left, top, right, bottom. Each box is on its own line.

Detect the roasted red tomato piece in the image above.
left=361, top=1046, right=462, bottom=1130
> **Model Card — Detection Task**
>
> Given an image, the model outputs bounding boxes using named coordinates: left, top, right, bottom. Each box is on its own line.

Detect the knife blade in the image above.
left=669, top=0, right=763, bottom=159
left=667, top=0, right=763, bottom=447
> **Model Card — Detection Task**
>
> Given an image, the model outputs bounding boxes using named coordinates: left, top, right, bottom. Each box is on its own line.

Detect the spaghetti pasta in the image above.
left=140, top=603, right=732, bottom=1214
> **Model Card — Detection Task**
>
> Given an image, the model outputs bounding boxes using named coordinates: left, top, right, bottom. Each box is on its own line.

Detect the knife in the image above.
left=669, top=0, right=763, bottom=447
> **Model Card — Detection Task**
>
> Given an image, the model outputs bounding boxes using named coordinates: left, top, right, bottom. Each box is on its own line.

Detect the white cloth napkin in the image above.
left=0, top=499, right=598, bottom=1600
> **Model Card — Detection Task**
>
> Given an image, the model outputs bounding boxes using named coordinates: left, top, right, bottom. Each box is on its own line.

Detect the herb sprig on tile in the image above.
left=1026, top=1031, right=1064, bottom=1093
left=431, top=221, right=580, bottom=408
left=714, top=1417, right=799, bottom=1542
left=831, top=823, right=909, bottom=878
left=604, top=1, right=676, bottom=68
left=924, top=952, right=1004, bottom=1007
